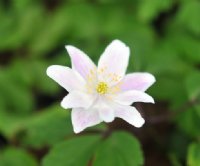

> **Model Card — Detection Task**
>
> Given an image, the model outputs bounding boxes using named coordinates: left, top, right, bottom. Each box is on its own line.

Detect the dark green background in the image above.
left=0, top=0, right=200, bottom=165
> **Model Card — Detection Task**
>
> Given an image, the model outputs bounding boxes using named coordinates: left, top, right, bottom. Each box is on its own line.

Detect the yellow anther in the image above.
left=96, top=82, right=108, bottom=94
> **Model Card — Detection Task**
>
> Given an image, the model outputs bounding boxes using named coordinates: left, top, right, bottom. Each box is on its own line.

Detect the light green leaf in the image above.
left=21, top=105, right=73, bottom=148
left=138, top=0, right=173, bottom=22
left=185, top=71, right=200, bottom=101
left=93, top=132, right=144, bottom=166
left=42, top=135, right=100, bottom=166
left=176, top=1, right=200, bottom=35
left=0, top=104, right=72, bottom=146
left=0, top=148, right=38, bottom=166
left=187, top=143, right=200, bottom=166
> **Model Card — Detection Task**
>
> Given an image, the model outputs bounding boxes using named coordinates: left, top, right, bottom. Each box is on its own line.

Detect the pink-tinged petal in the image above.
left=97, top=40, right=130, bottom=85
left=46, top=65, right=85, bottom=92
left=114, top=104, right=145, bottom=128
left=61, top=91, right=96, bottom=109
left=98, top=105, right=114, bottom=123
left=113, top=90, right=154, bottom=105
left=94, top=98, right=114, bottom=122
left=120, top=73, right=156, bottom=92
left=71, top=108, right=102, bottom=133
left=65, top=45, right=97, bottom=80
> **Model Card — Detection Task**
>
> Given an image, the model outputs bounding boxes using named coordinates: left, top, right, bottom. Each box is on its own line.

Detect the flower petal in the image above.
left=93, top=98, right=114, bottom=122
left=61, top=91, right=96, bottom=109
left=98, top=105, right=114, bottom=123
left=113, top=90, right=154, bottom=105
left=97, top=40, right=130, bottom=85
left=46, top=65, right=85, bottom=92
left=114, top=104, right=145, bottom=128
left=71, top=108, right=102, bottom=133
left=120, top=73, right=156, bottom=92
left=65, top=45, right=97, bottom=80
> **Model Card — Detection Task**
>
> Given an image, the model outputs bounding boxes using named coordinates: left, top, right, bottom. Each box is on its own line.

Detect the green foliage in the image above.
left=93, top=132, right=143, bottom=166
left=42, top=135, right=101, bottom=166
left=187, top=143, right=200, bottom=166
left=138, top=0, right=174, bottom=22
left=0, top=0, right=200, bottom=165
left=42, top=132, right=143, bottom=166
left=0, top=148, right=38, bottom=166
left=176, top=1, right=200, bottom=35
left=185, top=71, right=200, bottom=101
left=21, top=105, right=73, bottom=148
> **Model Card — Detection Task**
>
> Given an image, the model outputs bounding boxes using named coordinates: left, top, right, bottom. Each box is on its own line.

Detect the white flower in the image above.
left=47, top=40, right=156, bottom=133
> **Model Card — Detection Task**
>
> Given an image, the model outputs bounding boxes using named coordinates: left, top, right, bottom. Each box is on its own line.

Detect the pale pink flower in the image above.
left=47, top=40, right=155, bottom=133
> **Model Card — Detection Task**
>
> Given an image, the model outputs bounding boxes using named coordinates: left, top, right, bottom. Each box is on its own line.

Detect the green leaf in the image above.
left=168, top=32, right=200, bottom=64
left=42, top=135, right=100, bottom=166
left=93, top=132, right=144, bottom=166
left=138, top=0, right=173, bottom=22
left=0, top=5, right=44, bottom=50
left=29, top=5, right=71, bottom=56
left=177, top=108, right=200, bottom=138
left=0, top=70, right=34, bottom=115
left=194, top=104, right=200, bottom=118
left=0, top=104, right=72, bottom=146
left=29, top=60, right=59, bottom=95
left=187, top=143, right=200, bottom=166
left=0, top=111, right=27, bottom=139
left=176, top=1, right=200, bottom=35
left=21, top=105, right=73, bottom=148
left=185, top=71, right=200, bottom=101
left=0, top=148, right=38, bottom=166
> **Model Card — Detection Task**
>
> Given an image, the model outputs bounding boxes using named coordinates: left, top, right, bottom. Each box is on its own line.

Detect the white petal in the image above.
left=97, top=40, right=130, bottom=85
left=94, top=98, right=114, bottom=123
left=113, top=90, right=154, bottom=105
left=65, top=45, right=97, bottom=80
left=120, top=73, right=156, bottom=92
left=61, top=91, right=96, bottom=109
left=46, top=65, right=85, bottom=92
left=71, top=108, right=102, bottom=133
left=114, top=104, right=145, bottom=128
left=98, top=105, right=114, bottom=123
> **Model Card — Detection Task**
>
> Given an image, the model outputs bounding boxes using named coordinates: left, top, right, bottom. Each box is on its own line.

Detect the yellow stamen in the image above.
left=96, top=82, right=108, bottom=94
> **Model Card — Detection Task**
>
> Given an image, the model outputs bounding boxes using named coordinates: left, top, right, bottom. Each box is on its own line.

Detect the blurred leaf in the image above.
left=137, top=0, right=173, bottom=22
left=187, top=143, right=200, bottom=166
left=177, top=108, right=200, bottom=138
left=0, top=111, right=26, bottom=138
left=0, top=70, right=34, bottom=114
left=7, top=60, right=34, bottom=88
left=0, top=104, right=72, bottom=146
left=168, top=32, right=200, bottom=64
left=21, top=105, right=73, bottom=148
left=93, top=132, right=144, bottom=166
left=0, top=148, right=38, bottom=166
left=146, top=41, right=190, bottom=75
left=0, top=5, right=44, bottom=50
left=150, top=75, right=188, bottom=109
left=42, top=135, right=100, bottom=166
left=176, top=1, right=200, bottom=35
left=69, top=5, right=99, bottom=39
left=42, top=131, right=143, bottom=166
left=29, top=5, right=71, bottom=56
left=120, top=23, right=155, bottom=71
left=194, top=104, right=200, bottom=118
left=30, top=60, right=59, bottom=95
left=185, top=71, right=200, bottom=101
left=11, top=0, right=37, bottom=11
left=168, top=131, right=190, bottom=163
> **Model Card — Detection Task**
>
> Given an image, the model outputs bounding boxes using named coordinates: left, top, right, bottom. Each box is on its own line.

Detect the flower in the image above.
left=46, top=40, right=155, bottom=133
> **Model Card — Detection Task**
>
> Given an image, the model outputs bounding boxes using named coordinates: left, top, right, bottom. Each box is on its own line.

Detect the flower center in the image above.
left=96, top=82, right=108, bottom=94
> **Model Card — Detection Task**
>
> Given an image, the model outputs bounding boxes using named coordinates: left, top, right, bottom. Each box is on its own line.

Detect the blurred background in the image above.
left=0, top=0, right=200, bottom=166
